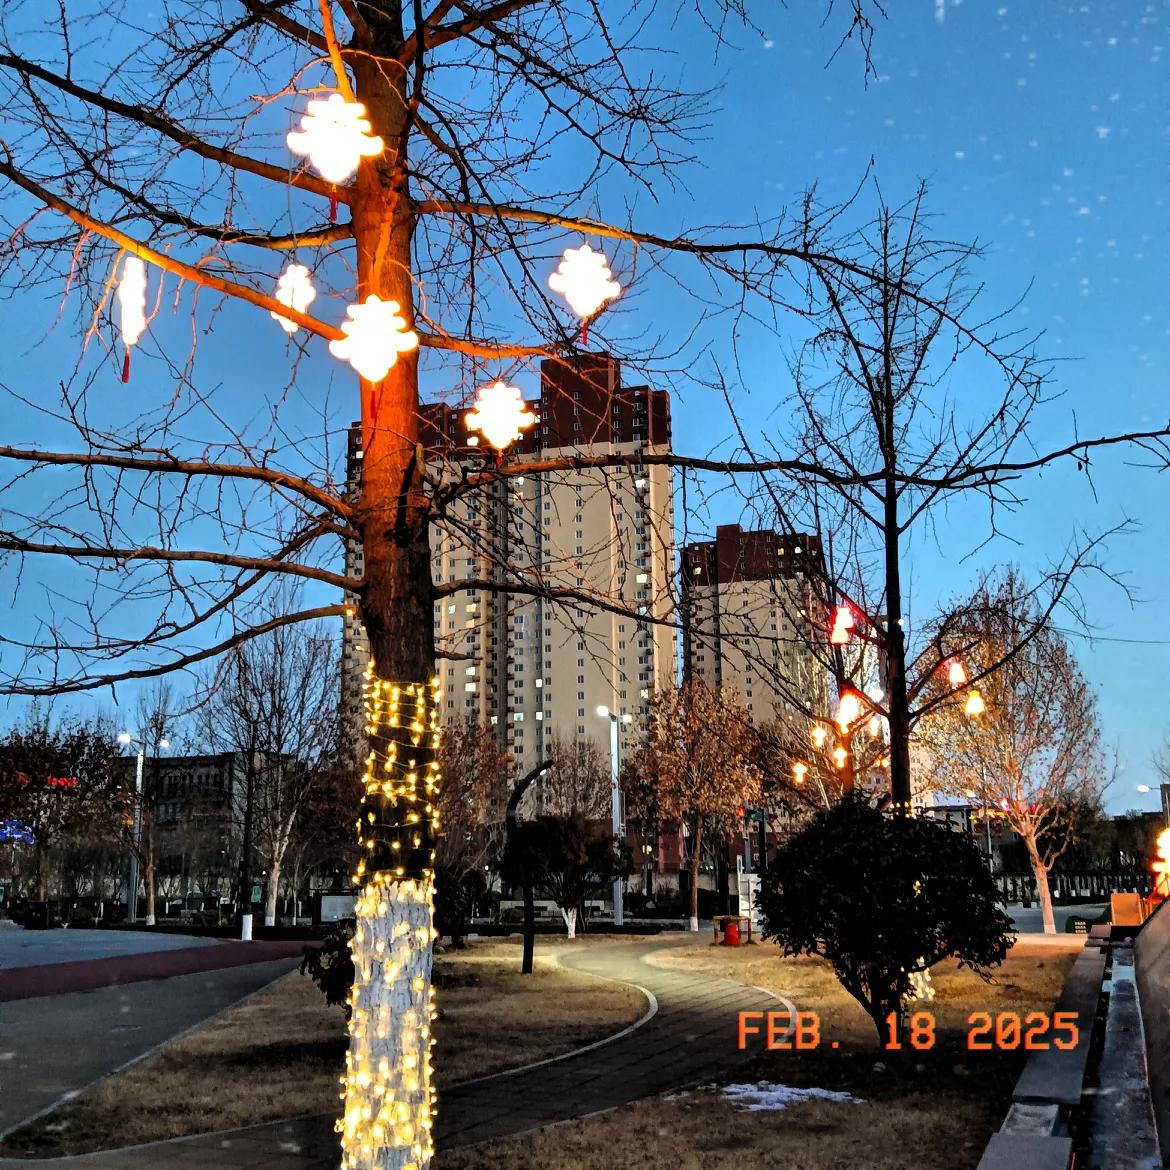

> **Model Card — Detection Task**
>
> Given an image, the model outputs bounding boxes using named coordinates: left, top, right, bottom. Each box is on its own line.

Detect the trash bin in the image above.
left=723, top=919, right=741, bottom=946
left=23, top=901, right=50, bottom=929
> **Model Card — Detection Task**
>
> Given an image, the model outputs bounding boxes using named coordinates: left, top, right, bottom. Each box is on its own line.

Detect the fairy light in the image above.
left=117, top=255, right=147, bottom=382
left=829, top=604, right=854, bottom=645
left=833, top=746, right=849, bottom=769
left=465, top=381, right=536, bottom=451
left=835, top=689, right=863, bottom=733
left=792, top=761, right=808, bottom=784
left=811, top=725, right=828, bottom=749
left=271, top=263, right=317, bottom=334
left=330, top=296, right=419, bottom=382
left=548, top=244, right=621, bottom=343
left=341, top=664, right=442, bottom=1170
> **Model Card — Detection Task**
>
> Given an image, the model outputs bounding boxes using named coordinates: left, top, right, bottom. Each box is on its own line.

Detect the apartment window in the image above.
left=578, top=707, right=586, bottom=717
left=535, top=711, right=544, bottom=720
left=513, top=712, right=524, bottom=722
left=535, top=678, right=543, bottom=688
left=577, top=691, right=585, bottom=700
left=465, top=665, right=477, bottom=675
left=490, top=715, right=499, bottom=725
left=577, top=674, right=585, bottom=684
left=464, top=682, right=476, bottom=692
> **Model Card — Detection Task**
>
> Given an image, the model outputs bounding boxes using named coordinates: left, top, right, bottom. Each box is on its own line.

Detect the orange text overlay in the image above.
left=737, top=1010, right=1080, bottom=1052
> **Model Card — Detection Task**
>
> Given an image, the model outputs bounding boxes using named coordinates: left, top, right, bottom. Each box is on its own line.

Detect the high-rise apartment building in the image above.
left=342, top=355, right=677, bottom=779
left=681, top=523, right=825, bottom=726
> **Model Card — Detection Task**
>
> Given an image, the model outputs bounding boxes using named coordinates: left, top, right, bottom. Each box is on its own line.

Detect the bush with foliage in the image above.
left=758, top=794, right=1013, bottom=1044
left=301, top=921, right=356, bottom=1019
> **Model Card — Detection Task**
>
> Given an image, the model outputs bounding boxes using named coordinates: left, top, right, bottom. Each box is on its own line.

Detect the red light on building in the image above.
left=46, top=776, right=79, bottom=789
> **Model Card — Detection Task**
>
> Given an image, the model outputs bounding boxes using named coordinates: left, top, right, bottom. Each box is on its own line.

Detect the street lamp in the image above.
left=596, top=705, right=632, bottom=927
left=117, top=730, right=169, bottom=925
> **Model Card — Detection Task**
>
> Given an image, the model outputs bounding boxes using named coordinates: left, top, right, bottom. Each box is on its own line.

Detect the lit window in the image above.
left=464, top=682, right=476, bottom=692
left=513, top=712, right=524, bottom=722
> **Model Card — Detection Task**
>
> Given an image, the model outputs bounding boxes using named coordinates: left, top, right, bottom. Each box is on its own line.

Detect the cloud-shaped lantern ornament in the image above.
left=286, top=93, right=384, bottom=220
left=548, top=244, right=621, bottom=345
left=270, top=264, right=317, bottom=335
left=117, top=255, right=148, bottom=383
left=328, top=296, right=419, bottom=382
left=465, top=381, right=536, bottom=461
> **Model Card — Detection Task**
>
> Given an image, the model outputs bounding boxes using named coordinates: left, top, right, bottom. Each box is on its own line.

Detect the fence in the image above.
left=996, top=872, right=1153, bottom=904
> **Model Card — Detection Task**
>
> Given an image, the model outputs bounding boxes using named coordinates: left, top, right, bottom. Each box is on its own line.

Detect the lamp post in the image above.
left=596, top=705, right=632, bottom=928
left=117, top=730, right=169, bottom=925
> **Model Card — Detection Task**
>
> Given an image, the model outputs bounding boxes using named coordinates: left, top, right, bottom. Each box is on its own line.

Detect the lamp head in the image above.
left=117, top=732, right=132, bottom=746
left=595, top=705, right=610, bottom=719
left=159, top=738, right=170, bottom=750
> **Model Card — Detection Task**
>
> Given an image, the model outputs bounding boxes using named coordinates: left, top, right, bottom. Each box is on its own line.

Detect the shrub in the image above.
left=301, top=921, right=356, bottom=1019
left=758, top=794, right=1013, bottom=1045
left=68, top=906, right=96, bottom=928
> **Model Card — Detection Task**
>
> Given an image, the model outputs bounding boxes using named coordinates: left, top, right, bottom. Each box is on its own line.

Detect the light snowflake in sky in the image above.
left=270, top=263, right=316, bottom=335
left=287, top=93, right=384, bottom=185
left=329, top=296, right=418, bottom=382
left=548, top=244, right=622, bottom=322
left=465, top=381, right=536, bottom=451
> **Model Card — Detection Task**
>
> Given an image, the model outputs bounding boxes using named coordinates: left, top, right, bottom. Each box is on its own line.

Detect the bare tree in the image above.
left=920, top=570, right=1106, bottom=934
left=626, top=682, right=761, bottom=931
left=197, top=611, right=339, bottom=927
left=529, top=733, right=609, bottom=821
left=710, top=190, right=1146, bottom=816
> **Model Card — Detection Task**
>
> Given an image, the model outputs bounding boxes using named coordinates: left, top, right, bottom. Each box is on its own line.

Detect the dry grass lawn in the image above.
left=0, top=938, right=645, bottom=1157
left=436, top=938, right=1080, bottom=1170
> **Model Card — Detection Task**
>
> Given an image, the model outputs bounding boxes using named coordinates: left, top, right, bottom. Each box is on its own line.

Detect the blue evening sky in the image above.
left=0, top=2, right=1165, bottom=811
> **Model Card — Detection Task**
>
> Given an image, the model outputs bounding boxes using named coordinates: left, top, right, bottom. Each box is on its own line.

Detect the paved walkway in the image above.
left=0, top=934, right=785, bottom=1168
left=0, top=923, right=223, bottom=970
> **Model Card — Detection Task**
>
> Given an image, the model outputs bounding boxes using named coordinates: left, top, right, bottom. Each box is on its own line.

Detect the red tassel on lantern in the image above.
left=581, top=319, right=589, bottom=347
left=329, top=188, right=338, bottom=223
left=121, top=349, right=131, bottom=383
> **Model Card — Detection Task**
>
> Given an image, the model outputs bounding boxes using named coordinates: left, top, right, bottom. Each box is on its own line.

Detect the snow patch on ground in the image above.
left=721, top=1081, right=864, bottom=1112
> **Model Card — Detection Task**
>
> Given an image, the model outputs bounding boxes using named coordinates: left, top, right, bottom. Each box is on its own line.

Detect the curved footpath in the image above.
left=0, top=933, right=786, bottom=1169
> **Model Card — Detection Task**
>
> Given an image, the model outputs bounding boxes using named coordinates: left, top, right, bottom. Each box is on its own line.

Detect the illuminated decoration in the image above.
left=866, top=715, right=883, bottom=738
left=46, top=776, right=79, bottom=789
left=271, top=263, right=317, bottom=334
left=117, top=255, right=147, bottom=382
left=833, top=746, right=849, bottom=770
left=465, top=381, right=536, bottom=453
left=792, top=761, right=808, bottom=785
left=811, top=725, right=828, bottom=749
left=1152, top=828, right=1170, bottom=902
left=0, top=819, right=35, bottom=845
left=829, top=604, right=855, bottom=645
left=835, top=689, right=863, bottom=733
left=946, top=659, right=968, bottom=687
left=964, top=689, right=986, bottom=717
left=906, top=966, right=936, bottom=1003
left=548, top=244, right=621, bottom=344
left=330, top=297, right=419, bottom=382
left=340, top=665, right=442, bottom=1170
left=287, top=93, right=384, bottom=220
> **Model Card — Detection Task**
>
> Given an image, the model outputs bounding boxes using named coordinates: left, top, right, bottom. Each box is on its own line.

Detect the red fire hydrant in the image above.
left=723, top=919, right=741, bottom=946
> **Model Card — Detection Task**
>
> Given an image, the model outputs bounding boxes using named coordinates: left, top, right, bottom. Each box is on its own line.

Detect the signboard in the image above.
left=250, top=884, right=262, bottom=904
left=318, top=892, right=358, bottom=923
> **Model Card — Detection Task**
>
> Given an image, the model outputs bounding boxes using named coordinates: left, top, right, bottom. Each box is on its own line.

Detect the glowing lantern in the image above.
left=286, top=93, right=384, bottom=219
left=1152, top=828, right=1170, bottom=901
left=947, top=659, right=968, bottom=687
left=792, top=761, right=808, bottom=785
left=833, top=746, right=849, bottom=770
left=548, top=244, right=621, bottom=343
left=830, top=604, right=855, bottom=645
left=270, top=264, right=316, bottom=334
left=811, top=725, right=828, bottom=749
left=465, top=381, right=536, bottom=453
left=117, top=255, right=147, bottom=383
left=835, top=689, right=863, bottom=733
left=329, top=296, right=419, bottom=382
left=964, top=689, right=986, bottom=717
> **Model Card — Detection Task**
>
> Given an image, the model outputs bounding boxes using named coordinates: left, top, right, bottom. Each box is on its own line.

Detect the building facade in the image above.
left=343, top=354, right=677, bottom=782
left=680, top=523, right=825, bottom=725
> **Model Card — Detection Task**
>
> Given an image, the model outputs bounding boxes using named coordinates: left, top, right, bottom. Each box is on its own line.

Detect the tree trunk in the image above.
left=144, top=857, right=156, bottom=926
left=688, top=816, right=703, bottom=932
left=561, top=906, right=577, bottom=939
left=338, top=32, right=440, bottom=1170
left=264, top=856, right=281, bottom=927
left=1024, top=834, right=1056, bottom=935
left=34, top=837, right=46, bottom=901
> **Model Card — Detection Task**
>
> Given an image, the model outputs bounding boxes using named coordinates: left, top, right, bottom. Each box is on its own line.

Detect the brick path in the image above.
left=0, top=933, right=786, bottom=1169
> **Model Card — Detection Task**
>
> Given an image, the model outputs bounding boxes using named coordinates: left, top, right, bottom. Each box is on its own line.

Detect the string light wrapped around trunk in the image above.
left=116, top=255, right=147, bottom=382
left=340, top=665, right=442, bottom=1170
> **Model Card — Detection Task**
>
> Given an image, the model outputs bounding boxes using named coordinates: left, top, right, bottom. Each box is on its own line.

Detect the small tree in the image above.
left=758, top=795, right=1013, bottom=1045
left=0, top=716, right=123, bottom=900
left=626, top=683, right=761, bottom=931
left=505, top=814, right=625, bottom=939
left=434, top=717, right=509, bottom=946
left=533, top=735, right=611, bottom=821
left=921, top=571, right=1105, bottom=934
